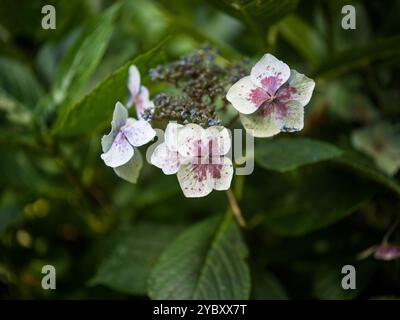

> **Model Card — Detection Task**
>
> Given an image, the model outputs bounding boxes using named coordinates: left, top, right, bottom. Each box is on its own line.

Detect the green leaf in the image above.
left=209, top=0, right=300, bottom=28
left=251, top=270, right=289, bottom=300
left=278, top=15, right=323, bottom=66
left=255, top=138, right=342, bottom=172
left=312, top=35, right=400, bottom=79
left=313, top=261, right=376, bottom=300
left=90, top=224, right=182, bottom=296
left=0, top=203, right=22, bottom=234
left=0, top=56, right=44, bottom=107
left=37, top=3, right=120, bottom=124
left=148, top=215, right=250, bottom=299
left=261, top=168, right=374, bottom=236
left=336, top=151, right=400, bottom=197
left=51, top=40, right=167, bottom=137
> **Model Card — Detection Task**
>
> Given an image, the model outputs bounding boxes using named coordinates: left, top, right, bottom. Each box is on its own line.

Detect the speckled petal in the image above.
left=239, top=112, right=280, bottom=138
left=204, top=126, right=231, bottom=155
left=286, top=69, right=315, bottom=107
left=251, top=54, right=290, bottom=94
left=213, top=157, right=233, bottom=191
left=100, top=132, right=134, bottom=168
left=177, top=123, right=207, bottom=158
left=122, top=118, right=156, bottom=147
left=177, top=159, right=214, bottom=198
left=273, top=100, right=304, bottom=132
left=151, top=142, right=180, bottom=175
left=226, top=76, right=263, bottom=114
left=102, top=102, right=128, bottom=152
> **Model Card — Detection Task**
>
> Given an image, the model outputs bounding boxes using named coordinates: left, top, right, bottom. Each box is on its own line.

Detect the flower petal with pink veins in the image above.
left=177, top=123, right=207, bottom=158
left=177, top=159, right=214, bottom=198
left=226, top=76, right=264, bottom=114
left=251, top=53, right=290, bottom=95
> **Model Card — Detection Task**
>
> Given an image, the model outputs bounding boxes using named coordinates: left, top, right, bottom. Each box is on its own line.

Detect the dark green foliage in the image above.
left=0, top=0, right=400, bottom=300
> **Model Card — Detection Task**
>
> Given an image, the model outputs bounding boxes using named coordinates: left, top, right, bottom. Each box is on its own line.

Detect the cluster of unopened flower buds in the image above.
left=100, top=48, right=316, bottom=197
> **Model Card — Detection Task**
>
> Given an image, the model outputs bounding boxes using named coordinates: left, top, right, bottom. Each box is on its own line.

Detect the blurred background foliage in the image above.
left=0, top=0, right=400, bottom=299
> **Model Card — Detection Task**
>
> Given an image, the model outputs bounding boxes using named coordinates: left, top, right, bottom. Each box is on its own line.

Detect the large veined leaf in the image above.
left=312, top=35, right=400, bottom=79
left=36, top=3, right=120, bottom=125
left=51, top=40, right=167, bottom=137
left=336, top=151, right=400, bottom=197
left=148, top=215, right=250, bottom=300
left=261, top=168, right=374, bottom=236
left=209, top=0, right=300, bottom=28
left=255, top=138, right=342, bottom=172
left=89, top=224, right=182, bottom=296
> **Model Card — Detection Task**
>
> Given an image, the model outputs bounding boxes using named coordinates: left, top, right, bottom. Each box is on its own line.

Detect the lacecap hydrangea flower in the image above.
left=351, top=122, right=400, bottom=176
left=101, top=102, right=156, bottom=183
left=226, top=53, right=315, bottom=137
left=127, top=65, right=155, bottom=119
left=151, top=123, right=233, bottom=198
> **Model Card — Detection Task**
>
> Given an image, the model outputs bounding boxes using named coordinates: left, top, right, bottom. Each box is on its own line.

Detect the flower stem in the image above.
left=226, top=189, right=246, bottom=227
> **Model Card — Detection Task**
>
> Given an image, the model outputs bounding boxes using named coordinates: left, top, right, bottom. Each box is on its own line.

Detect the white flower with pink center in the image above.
left=151, top=123, right=233, bottom=198
left=127, top=65, right=155, bottom=119
left=226, top=53, right=315, bottom=137
left=101, top=102, right=156, bottom=183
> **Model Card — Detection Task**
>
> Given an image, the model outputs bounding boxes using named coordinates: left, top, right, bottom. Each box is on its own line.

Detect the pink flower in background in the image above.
left=127, top=65, right=155, bottom=119
left=226, top=53, right=315, bottom=137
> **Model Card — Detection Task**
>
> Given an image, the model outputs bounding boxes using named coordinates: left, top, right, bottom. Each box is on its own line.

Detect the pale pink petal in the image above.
left=204, top=126, right=231, bottom=156
left=177, top=159, right=214, bottom=198
left=226, top=76, right=263, bottom=114
left=240, top=113, right=280, bottom=138
left=128, top=65, right=140, bottom=102
left=285, top=69, right=315, bottom=107
left=250, top=54, right=290, bottom=94
left=122, top=118, right=156, bottom=147
left=135, top=86, right=151, bottom=119
left=273, top=100, right=304, bottom=132
left=100, top=132, right=134, bottom=168
left=113, top=149, right=143, bottom=183
left=164, top=122, right=183, bottom=152
left=150, top=142, right=180, bottom=175
left=212, top=157, right=233, bottom=191
left=102, top=102, right=129, bottom=152
left=177, top=123, right=207, bottom=158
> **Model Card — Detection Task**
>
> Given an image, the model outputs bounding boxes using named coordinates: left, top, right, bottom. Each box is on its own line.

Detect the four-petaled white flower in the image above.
left=101, top=102, right=156, bottom=183
left=127, top=65, right=155, bottom=119
left=226, top=53, right=315, bottom=137
left=151, top=123, right=233, bottom=198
